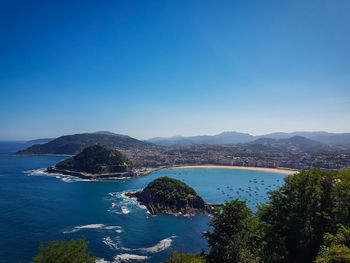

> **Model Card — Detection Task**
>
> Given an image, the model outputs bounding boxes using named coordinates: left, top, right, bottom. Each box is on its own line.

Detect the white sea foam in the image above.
left=64, top=224, right=121, bottom=234
left=113, top=254, right=149, bottom=262
left=23, top=168, right=90, bottom=183
left=112, top=236, right=176, bottom=254
left=120, top=191, right=147, bottom=211
left=121, top=206, right=130, bottom=214
left=96, top=259, right=110, bottom=263
left=23, top=168, right=130, bottom=183
left=24, top=168, right=47, bottom=176
left=102, top=237, right=120, bottom=250
left=139, top=236, right=176, bottom=253
left=107, top=191, right=145, bottom=215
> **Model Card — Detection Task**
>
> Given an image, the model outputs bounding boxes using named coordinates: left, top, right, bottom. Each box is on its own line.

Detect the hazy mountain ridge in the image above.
left=17, top=133, right=161, bottom=155
left=26, top=138, right=56, bottom=144
left=147, top=131, right=350, bottom=147
left=147, top=131, right=255, bottom=146
left=25, top=131, right=130, bottom=144
left=246, top=136, right=348, bottom=153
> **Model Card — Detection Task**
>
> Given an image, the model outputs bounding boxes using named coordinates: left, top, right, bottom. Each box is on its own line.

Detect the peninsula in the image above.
left=126, top=176, right=213, bottom=215
left=46, top=145, right=135, bottom=179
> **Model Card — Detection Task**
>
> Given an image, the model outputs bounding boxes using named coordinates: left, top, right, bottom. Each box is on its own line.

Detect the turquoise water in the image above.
left=0, top=143, right=286, bottom=263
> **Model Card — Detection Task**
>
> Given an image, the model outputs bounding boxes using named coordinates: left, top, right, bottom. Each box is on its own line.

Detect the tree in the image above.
left=165, top=250, right=206, bottom=263
left=203, top=200, right=263, bottom=263
left=32, top=238, right=96, bottom=263
left=315, top=225, right=350, bottom=263
left=258, top=169, right=350, bottom=263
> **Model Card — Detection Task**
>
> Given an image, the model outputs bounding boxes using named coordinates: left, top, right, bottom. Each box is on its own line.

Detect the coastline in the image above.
left=167, top=165, right=297, bottom=175
left=43, top=164, right=296, bottom=180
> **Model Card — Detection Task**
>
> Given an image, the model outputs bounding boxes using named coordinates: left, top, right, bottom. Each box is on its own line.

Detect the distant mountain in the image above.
left=25, top=131, right=130, bottom=145
left=260, top=132, right=350, bottom=146
left=16, top=133, right=160, bottom=155
left=247, top=136, right=349, bottom=153
left=26, top=138, right=56, bottom=144
left=148, top=131, right=350, bottom=147
left=92, top=131, right=131, bottom=138
left=147, top=132, right=255, bottom=146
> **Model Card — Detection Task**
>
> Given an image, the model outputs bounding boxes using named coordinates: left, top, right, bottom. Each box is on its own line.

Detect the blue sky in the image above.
left=1, top=0, right=350, bottom=140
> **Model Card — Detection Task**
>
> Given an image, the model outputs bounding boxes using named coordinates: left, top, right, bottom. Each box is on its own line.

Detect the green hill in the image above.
left=127, top=176, right=212, bottom=215
left=51, top=145, right=133, bottom=174
left=16, top=133, right=160, bottom=155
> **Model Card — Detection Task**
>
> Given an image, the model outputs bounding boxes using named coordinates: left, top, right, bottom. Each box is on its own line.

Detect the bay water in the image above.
left=0, top=142, right=286, bottom=263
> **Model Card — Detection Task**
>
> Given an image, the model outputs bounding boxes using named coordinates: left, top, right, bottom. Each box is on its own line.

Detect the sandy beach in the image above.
left=168, top=165, right=297, bottom=175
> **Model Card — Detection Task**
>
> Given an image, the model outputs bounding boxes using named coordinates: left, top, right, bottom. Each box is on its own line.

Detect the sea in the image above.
left=0, top=142, right=287, bottom=263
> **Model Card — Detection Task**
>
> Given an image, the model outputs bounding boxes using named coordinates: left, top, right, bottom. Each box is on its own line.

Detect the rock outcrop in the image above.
left=126, top=176, right=213, bottom=215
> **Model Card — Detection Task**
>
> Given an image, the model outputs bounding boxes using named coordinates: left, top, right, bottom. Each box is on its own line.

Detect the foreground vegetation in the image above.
left=32, top=238, right=96, bottom=263
left=167, top=169, right=350, bottom=262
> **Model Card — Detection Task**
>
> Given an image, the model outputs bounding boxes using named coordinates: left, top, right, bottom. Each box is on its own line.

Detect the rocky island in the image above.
left=46, top=145, right=135, bottom=179
left=126, top=176, right=213, bottom=215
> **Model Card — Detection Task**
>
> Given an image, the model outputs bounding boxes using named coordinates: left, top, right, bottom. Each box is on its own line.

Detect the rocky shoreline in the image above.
left=45, top=166, right=163, bottom=179
left=45, top=166, right=136, bottom=179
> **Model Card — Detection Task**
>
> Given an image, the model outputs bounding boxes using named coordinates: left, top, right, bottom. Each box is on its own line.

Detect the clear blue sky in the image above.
left=1, top=0, right=350, bottom=140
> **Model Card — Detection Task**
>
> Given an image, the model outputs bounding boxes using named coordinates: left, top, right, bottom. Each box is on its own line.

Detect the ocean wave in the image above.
left=139, top=236, right=176, bottom=253
left=105, top=236, right=176, bottom=254
left=102, top=236, right=121, bottom=250
left=23, top=168, right=131, bottom=183
left=64, top=224, right=121, bottom=234
left=23, top=168, right=91, bottom=183
left=113, top=254, right=149, bottom=262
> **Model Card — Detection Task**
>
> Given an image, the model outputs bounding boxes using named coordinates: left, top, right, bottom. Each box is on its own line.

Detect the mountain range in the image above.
left=147, top=131, right=350, bottom=147
left=16, top=130, right=350, bottom=156
left=246, top=136, right=348, bottom=154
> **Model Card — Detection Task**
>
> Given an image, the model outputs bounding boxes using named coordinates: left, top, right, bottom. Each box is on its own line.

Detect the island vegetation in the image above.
left=126, top=176, right=213, bottom=215
left=46, top=145, right=134, bottom=178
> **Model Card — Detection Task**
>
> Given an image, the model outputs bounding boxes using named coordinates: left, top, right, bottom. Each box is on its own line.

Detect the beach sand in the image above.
left=168, top=165, right=296, bottom=175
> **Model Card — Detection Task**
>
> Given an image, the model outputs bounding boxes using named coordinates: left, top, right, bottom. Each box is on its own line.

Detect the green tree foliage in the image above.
left=315, top=225, right=350, bottom=263
left=165, top=251, right=206, bottom=263
left=258, top=169, right=350, bottom=262
left=203, top=200, right=263, bottom=263
left=32, top=238, right=96, bottom=263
